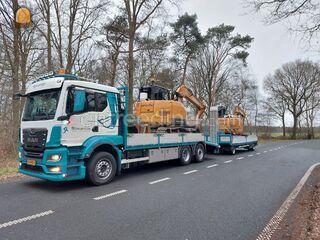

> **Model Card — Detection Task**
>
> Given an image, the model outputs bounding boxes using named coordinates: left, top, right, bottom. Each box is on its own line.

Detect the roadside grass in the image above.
left=0, top=167, right=18, bottom=176
left=0, top=154, right=18, bottom=177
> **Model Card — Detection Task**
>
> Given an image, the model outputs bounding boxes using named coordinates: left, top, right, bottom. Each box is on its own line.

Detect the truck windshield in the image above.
left=22, top=89, right=61, bottom=121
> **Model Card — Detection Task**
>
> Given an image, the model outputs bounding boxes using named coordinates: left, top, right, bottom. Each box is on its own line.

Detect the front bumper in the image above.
left=18, top=146, right=86, bottom=181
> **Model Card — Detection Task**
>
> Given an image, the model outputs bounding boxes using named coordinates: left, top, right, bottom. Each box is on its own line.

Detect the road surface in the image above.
left=0, top=140, right=319, bottom=240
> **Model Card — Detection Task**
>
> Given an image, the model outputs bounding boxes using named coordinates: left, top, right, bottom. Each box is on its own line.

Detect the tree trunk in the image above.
left=47, top=3, right=53, bottom=71
left=282, top=115, right=286, bottom=137
left=127, top=31, right=135, bottom=114
left=12, top=0, right=21, bottom=146
left=181, top=54, right=191, bottom=85
left=292, top=115, right=298, bottom=140
left=110, top=51, right=119, bottom=87
left=66, top=20, right=74, bottom=73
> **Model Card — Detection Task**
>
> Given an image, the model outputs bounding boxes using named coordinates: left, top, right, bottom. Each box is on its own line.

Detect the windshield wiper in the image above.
left=22, top=117, right=32, bottom=121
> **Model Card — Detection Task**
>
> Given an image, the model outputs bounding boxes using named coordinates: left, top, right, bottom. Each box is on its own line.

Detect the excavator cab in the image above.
left=139, top=86, right=170, bottom=101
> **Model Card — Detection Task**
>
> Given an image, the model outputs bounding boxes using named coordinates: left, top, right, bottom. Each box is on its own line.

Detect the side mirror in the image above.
left=73, top=90, right=86, bottom=113
left=13, top=93, right=27, bottom=100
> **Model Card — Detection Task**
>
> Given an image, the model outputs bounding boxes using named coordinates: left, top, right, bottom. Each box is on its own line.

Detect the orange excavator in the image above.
left=134, top=84, right=206, bottom=132
left=218, top=106, right=246, bottom=135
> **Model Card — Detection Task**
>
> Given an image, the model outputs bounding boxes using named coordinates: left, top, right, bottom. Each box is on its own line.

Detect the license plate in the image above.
left=27, top=159, right=36, bottom=166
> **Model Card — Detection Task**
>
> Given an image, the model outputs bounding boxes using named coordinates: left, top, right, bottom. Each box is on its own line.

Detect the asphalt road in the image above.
left=0, top=140, right=319, bottom=240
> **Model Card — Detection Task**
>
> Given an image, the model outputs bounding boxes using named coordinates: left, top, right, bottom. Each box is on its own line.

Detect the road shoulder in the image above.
left=260, top=164, right=320, bottom=240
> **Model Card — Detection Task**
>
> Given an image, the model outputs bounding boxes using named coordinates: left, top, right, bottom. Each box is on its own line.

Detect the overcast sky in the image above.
left=179, top=0, right=318, bottom=90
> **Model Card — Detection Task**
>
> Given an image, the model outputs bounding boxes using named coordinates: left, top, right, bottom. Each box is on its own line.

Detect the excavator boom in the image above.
left=175, top=85, right=206, bottom=120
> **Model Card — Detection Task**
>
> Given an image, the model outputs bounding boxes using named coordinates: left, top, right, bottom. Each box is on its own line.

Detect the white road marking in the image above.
left=256, top=153, right=261, bottom=155
left=264, top=151, right=268, bottom=153
left=248, top=154, right=254, bottom=157
left=183, top=170, right=198, bottom=175
left=93, top=190, right=128, bottom=200
left=0, top=210, right=54, bottom=230
left=224, top=160, right=233, bottom=164
left=207, top=164, right=218, bottom=168
left=237, top=157, right=244, bottom=160
left=269, top=150, right=273, bottom=152
left=148, top=178, right=171, bottom=185
left=256, top=163, right=320, bottom=240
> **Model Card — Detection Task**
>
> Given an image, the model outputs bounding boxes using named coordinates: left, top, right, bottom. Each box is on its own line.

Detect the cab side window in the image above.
left=96, top=93, right=107, bottom=111
left=66, top=88, right=108, bottom=114
left=86, top=92, right=96, bottom=112
left=66, top=88, right=75, bottom=115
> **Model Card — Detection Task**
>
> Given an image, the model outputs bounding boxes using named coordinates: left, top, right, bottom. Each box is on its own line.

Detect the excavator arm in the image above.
left=175, top=85, right=206, bottom=120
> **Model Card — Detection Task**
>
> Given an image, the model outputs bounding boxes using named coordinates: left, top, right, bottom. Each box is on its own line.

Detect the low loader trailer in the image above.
left=217, top=133, right=258, bottom=155
left=17, top=73, right=257, bottom=185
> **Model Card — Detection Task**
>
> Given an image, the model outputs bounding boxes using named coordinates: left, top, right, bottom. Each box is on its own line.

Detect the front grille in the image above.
left=23, top=128, right=48, bottom=152
left=24, top=151, right=43, bottom=159
left=21, top=164, right=43, bottom=173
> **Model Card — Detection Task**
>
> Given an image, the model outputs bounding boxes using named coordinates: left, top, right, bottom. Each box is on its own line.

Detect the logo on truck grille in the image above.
left=27, top=137, right=39, bottom=143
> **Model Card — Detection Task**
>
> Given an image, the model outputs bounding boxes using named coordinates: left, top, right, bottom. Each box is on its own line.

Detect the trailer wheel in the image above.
left=248, top=145, right=255, bottom=151
left=194, top=143, right=206, bottom=162
left=179, top=146, right=192, bottom=166
left=229, top=147, right=236, bottom=155
left=86, top=152, right=117, bottom=186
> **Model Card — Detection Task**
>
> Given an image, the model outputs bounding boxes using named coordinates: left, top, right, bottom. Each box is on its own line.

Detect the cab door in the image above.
left=61, top=87, right=119, bottom=146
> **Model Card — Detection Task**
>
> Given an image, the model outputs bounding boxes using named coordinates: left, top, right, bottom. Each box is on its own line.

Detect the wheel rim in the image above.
left=197, top=146, right=204, bottom=160
left=95, top=159, right=112, bottom=179
left=182, top=148, right=191, bottom=162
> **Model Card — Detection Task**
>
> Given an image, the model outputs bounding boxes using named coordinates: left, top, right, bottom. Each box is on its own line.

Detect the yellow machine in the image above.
left=134, top=85, right=206, bottom=132
left=218, top=106, right=246, bottom=135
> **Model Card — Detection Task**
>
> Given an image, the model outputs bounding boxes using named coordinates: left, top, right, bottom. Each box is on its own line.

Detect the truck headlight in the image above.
left=47, top=154, right=61, bottom=162
left=48, top=166, right=61, bottom=173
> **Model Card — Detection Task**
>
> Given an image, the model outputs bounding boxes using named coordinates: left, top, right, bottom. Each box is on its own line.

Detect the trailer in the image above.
left=217, top=133, right=258, bottom=155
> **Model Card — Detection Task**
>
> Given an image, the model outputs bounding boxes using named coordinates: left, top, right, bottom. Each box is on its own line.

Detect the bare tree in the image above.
left=51, top=0, right=109, bottom=72
left=265, top=97, right=287, bottom=137
left=99, top=14, right=128, bottom=86
left=303, top=93, right=320, bottom=139
left=134, top=34, right=169, bottom=88
left=122, top=0, right=165, bottom=113
left=264, top=60, right=320, bottom=139
left=247, top=0, right=320, bottom=40
left=0, top=0, right=21, bottom=144
left=189, top=24, right=253, bottom=109
left=35, top=0, right=53, bottom=71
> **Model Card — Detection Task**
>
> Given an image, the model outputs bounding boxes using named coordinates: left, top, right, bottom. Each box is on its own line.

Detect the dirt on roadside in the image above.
left=271, top=166, right=320, bottom=240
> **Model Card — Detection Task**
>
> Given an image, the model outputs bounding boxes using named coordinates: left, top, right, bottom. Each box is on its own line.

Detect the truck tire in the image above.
left=229, top=147, right=236, bottom=155
left=86, top=152, right=117, bottom=186
left=248, top=145, right=255, bottom=151
left=194, top=143, right=206, bottom=162
left=179, top=146, right=192, bottom=166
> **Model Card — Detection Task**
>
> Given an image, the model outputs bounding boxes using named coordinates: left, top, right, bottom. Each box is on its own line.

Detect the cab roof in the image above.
left=26, top=73, right=119, bottom=94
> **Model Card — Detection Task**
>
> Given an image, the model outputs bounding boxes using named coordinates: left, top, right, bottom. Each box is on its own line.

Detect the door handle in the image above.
left=92, top=126, right=99, bottom=132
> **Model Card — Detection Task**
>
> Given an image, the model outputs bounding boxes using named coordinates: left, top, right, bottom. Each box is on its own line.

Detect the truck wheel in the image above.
left=179, top=146, right=192, bottom=166
left=86, top=152, right=117, bottom=186
left=194, top=143, right=206, bottom=162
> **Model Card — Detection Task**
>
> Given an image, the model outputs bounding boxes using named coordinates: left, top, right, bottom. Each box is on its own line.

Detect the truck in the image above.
left=17, top=72, right=257, bottom=185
